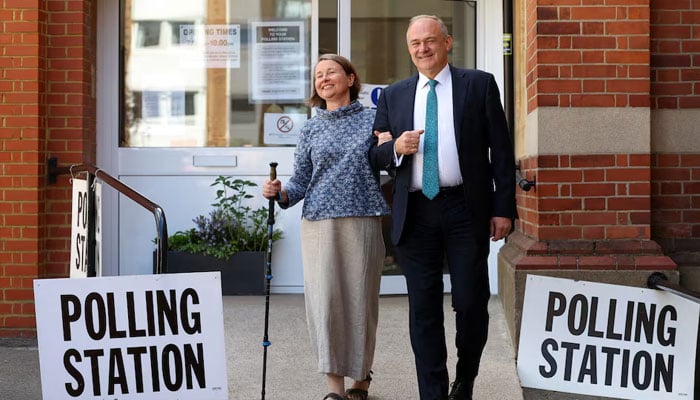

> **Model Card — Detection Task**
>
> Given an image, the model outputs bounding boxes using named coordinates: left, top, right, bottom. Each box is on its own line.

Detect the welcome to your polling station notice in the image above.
left=518, top=275, right=699, bottom=400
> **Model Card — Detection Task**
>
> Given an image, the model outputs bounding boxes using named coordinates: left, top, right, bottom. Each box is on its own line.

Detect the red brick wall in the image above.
left=650, top=1, right=700, bottom=264
left=0, top=1, right=96, bottom=337
left=652, top=155, right=700, bottom=260
left=513, top=153, right=675, bottom=272
left=519, top=1, right=654, bottom=248
left=0, top=0, right=48, bottom=338
left=650, top=0, right=700, bottom=109
left=519, top=0, right=700, bottom=259
left=527, top=0, right=650, bottom=111
left=44, top=0, right=97, bottom=278
left=517, top=154, right=651, bottom=241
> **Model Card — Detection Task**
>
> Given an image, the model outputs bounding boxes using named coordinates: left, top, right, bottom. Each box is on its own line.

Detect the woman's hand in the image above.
left=374, top=130, right=393, bottom=146
left=263, top=179, right=286, bottom=202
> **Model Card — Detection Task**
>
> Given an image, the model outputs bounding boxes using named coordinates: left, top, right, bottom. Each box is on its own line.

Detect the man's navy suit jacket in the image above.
left=369, top=64, right=517, bottom=245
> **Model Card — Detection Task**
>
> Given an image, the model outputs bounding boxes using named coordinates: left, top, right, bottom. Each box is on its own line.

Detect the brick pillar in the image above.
left=650, top=0, right=700, bottom=289
left=500, top=0, right=677, bottom=349
left=0, top=1, right=96, bottom=338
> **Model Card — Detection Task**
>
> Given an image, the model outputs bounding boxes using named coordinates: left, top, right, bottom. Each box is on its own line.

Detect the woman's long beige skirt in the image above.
left=301, top=216, right=385, bottom=381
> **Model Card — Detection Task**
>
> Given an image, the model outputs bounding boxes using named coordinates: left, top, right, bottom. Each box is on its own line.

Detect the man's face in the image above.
left=406, top=18, right=453, bottom=78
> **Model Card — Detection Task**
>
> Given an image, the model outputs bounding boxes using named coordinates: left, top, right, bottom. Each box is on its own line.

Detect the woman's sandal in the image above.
left=345, top=371, right=373, bottom=400
left=323, top=392, right=347, bottom=400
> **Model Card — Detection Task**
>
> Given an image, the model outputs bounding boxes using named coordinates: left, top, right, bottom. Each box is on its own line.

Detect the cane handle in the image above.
left=269, top=162, right=278, bottom=181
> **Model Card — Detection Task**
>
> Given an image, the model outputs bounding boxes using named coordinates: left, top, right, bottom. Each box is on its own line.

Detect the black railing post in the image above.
left=153, top=206, right=168, bottom=274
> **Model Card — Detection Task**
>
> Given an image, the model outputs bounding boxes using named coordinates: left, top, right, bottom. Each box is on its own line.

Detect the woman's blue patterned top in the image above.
left=281, top=100, right=390, bottom=220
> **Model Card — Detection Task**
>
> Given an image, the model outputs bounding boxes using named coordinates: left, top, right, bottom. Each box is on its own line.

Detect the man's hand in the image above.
left=490, top=217, right=512, bottom=241
left=394, top=129, right=424, bottom=155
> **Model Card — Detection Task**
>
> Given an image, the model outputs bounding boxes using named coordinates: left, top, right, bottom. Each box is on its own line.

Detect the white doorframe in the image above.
left=337, top=0, right=351, bottom=58
left=479, top=0, right=506, bottom=295
left=96, top=0, right=121, bottom=277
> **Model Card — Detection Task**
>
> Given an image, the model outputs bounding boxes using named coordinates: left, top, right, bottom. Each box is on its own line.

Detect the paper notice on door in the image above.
left=250, top=21, right=307, bottom=101
left=263, top=113, right=307, bottom=145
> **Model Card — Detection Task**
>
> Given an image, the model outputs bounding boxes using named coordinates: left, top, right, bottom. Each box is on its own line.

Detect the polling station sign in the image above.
left=518, top=275, right=699, bottom=400
left=70, top=178, right=90, bottom=278
left=34, top=272, right=228, bottom=400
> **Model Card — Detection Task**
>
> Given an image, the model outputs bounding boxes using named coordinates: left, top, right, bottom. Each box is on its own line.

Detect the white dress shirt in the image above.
left=396, top=64, right=463, bottom=191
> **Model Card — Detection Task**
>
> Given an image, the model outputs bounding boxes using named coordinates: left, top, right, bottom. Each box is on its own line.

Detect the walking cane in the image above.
left=261, top=161, right=278, bottom=400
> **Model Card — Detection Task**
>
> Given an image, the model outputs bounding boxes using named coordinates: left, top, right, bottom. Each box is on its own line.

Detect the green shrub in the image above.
left=166, top=176, right=282, bottom=259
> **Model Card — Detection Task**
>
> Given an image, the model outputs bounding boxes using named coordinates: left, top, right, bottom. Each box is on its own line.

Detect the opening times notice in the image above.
left=179, top=24, right=241, bottom=69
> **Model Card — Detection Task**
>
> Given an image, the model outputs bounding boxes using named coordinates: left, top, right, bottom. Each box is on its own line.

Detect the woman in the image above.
left=263, top=54, right=390, bottom=400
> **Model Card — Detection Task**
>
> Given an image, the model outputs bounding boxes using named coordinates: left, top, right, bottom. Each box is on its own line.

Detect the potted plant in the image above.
left=159, top=176, right=282, bottom=295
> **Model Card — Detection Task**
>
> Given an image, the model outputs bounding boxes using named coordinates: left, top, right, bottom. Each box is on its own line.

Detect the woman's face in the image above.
left=314, top=59, right=354, bottom=104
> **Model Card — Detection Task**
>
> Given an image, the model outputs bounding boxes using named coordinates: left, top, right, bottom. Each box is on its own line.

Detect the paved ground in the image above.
left=0, top=294, right=524, bottom=400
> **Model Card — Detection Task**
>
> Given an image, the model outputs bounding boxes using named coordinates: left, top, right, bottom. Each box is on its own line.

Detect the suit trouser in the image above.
left=395, top=189, right=491, bottom=400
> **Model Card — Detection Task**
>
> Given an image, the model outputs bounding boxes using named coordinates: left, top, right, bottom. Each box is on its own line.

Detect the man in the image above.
left=369, top=15, right=517, bottom=400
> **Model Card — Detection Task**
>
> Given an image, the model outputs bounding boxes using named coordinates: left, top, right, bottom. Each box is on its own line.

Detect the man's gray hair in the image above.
left=408, top=15, right=450, bottom=37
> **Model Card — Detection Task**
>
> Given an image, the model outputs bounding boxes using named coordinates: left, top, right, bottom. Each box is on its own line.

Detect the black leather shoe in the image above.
left=447, top=378, right=474, bottom=400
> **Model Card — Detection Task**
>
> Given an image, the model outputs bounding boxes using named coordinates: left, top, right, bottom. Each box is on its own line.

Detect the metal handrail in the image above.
left=647, top=272, right=700, bottom=304
left=47, top=158, right=168, bottom=274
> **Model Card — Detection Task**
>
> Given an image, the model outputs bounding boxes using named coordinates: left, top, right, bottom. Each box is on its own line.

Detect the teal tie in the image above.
left=422, top=79, right=439, bottom=199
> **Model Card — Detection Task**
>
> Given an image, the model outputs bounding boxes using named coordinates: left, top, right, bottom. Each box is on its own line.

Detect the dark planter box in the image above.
left=159, top=251, right=266, bottom=295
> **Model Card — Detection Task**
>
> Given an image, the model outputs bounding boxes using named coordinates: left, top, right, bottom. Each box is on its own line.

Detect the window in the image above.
left=135, top=21, right=161, bottom=47
left=171, top=21, right=196, bottom=45
left=122, top=0, right=312, bottom=147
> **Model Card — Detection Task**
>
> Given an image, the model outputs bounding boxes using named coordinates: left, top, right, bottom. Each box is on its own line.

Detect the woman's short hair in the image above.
left=308, top=53, right=362, bottom=108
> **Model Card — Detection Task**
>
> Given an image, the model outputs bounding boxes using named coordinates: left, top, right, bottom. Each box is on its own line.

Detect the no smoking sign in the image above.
left=264, top=112, right=306, bottom=145
left=276, top=116, right=294, bottom=133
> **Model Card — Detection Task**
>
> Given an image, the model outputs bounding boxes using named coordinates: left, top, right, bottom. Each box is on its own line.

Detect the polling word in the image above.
left=61, top=289, right=201, bottom=340
left=545, top=292, right=677, bottom=345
